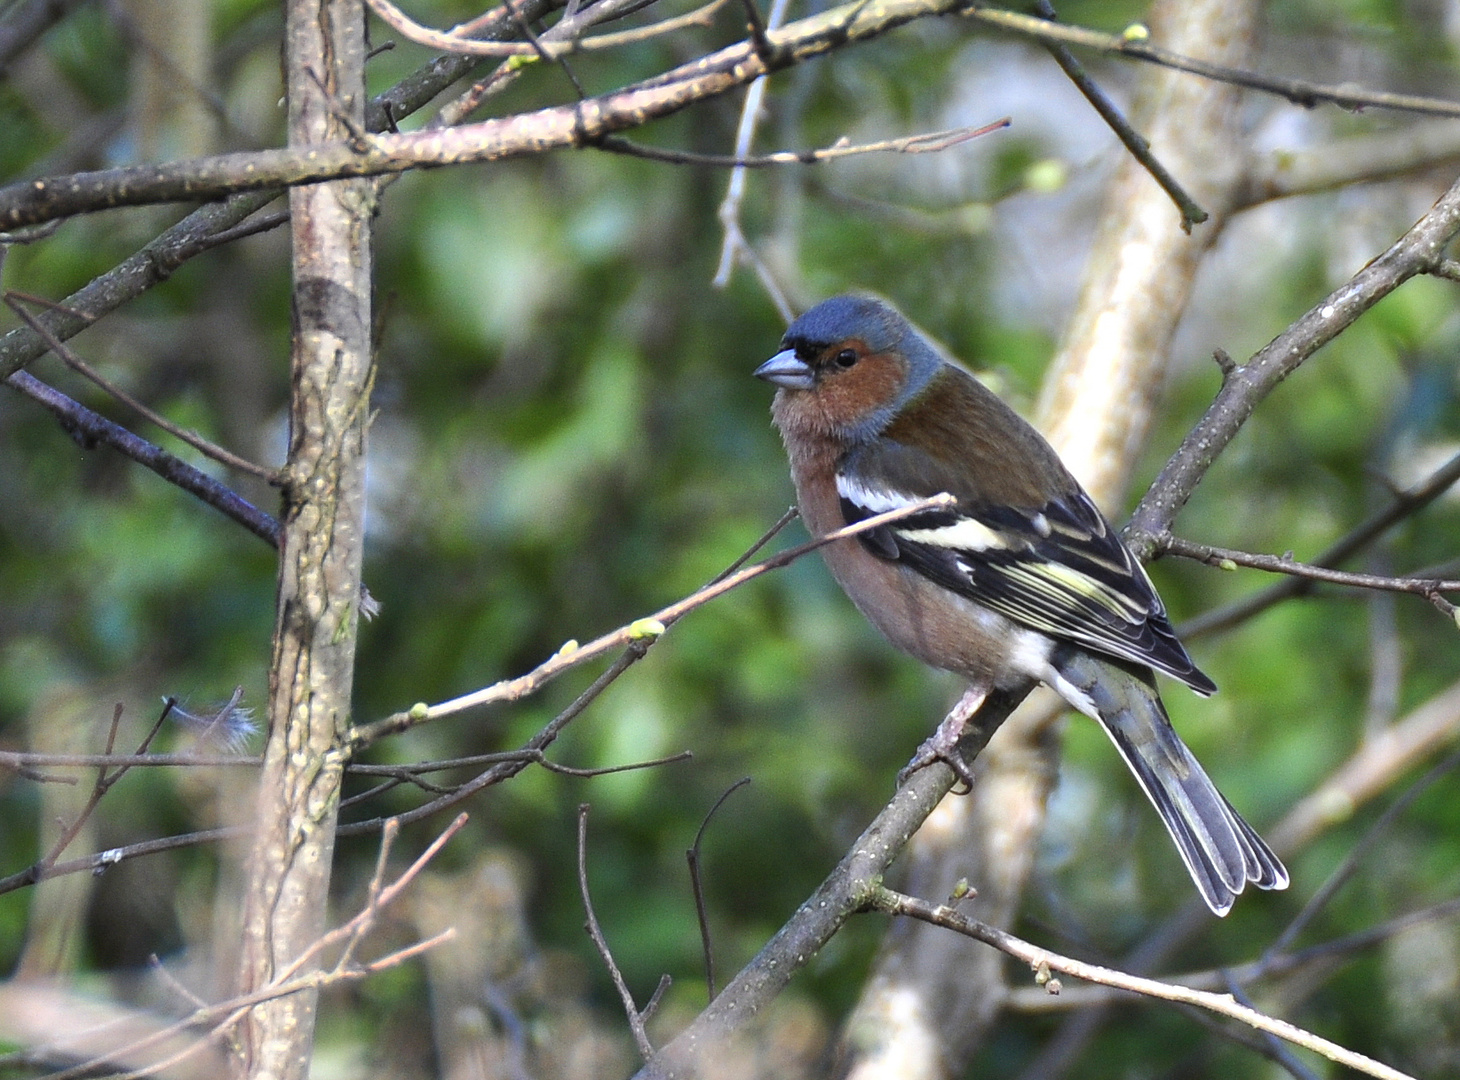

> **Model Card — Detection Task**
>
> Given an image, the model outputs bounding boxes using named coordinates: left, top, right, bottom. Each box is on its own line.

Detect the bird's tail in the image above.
left=1049, top=648, right=1288, bottom=916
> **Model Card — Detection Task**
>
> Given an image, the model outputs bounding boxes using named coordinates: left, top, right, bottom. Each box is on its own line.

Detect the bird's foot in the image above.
left=897, top=685, right=989, bottom=792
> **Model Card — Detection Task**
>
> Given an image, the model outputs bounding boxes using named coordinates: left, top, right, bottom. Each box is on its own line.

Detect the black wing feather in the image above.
left=837, top=445, right=1215, bottom=695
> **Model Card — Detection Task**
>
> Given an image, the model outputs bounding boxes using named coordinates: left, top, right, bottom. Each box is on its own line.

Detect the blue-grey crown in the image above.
left=786, top=293, right=944, bottom=404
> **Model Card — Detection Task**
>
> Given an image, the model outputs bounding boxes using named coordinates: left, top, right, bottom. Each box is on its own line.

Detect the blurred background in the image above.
left=2, top=0, right=1460, bottom=1076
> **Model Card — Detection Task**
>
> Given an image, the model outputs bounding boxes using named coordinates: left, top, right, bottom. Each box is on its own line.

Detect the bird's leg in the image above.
left=898, top=683, right=988, bottom=791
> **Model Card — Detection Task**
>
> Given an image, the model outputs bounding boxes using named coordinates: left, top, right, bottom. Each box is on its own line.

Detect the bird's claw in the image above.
left=898, top=731, right=977, bottom=793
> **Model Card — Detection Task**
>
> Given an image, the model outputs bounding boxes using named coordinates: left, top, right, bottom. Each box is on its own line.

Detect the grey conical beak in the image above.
left=754, top=350, right=815, bottom=390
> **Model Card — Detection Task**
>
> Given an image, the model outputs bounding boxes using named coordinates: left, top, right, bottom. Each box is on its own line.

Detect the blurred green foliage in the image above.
left=2, top=0, right=1460, bottom=1076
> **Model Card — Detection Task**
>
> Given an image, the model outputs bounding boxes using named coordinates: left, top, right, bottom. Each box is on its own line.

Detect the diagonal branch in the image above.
left=1180, top=450, right=1460, bottom=638
left=4, top=369, right=281, bottom=546
left=4, top=293, right=277, bottom=481
left=1030, top=0, right=1206, bottom=230
left=350, top=494, right=954, bottom=747
left=633, top=686, right=1029, bottom=1079
left=967, top=7, right=1460, bottom=118
left=366, top=0, right=731, bottom=57
left=11, top=3, right=1460, bottom=232
left=873, top=888, right=1418, bottom=1080
left=0, top=0, right=968, bottom=230
left=0, top=0, right=563, bottom=382
left=1159, top=534, right=1460, bottom=619
left=1126, top=172, right=1460, bottom=554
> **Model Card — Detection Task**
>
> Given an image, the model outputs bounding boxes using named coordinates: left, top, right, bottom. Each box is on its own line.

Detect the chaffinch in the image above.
left=755, top=293, right=1287, bottom=916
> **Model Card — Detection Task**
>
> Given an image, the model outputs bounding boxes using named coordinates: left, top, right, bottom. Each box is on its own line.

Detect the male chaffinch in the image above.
left=755, top=293, right=1288, bottom=916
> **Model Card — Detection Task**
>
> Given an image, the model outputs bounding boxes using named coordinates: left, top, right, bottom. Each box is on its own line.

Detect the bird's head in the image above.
left=755, top=293, right=945, bottom=444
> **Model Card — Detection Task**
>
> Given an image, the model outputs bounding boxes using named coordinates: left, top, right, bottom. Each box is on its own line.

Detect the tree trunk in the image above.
left=233, top=2, right=373, bottom=1076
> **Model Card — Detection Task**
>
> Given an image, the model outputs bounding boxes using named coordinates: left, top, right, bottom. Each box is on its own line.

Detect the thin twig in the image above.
left=1008, top=676, right=1460, bottom=1073
left=5, top=293, right=277, bottom=481
left=1263, top=745, right=1460, bottom=964
left=712, top=0, right=793, bottom=290
left=0, top=827, right=246, bottom=895
left=1238, top=121, right=1460, bottom=209
left=872, top=888, right=1418, bottom=1080
left=1160, top=533, right=1460, bottom=619
left=705, top=505, right=797, bottom=586
left=503, top=0, right=586, bottom=98
left=31, top=815, right=467, bottom=1080
left=4, top=369, right=281, bottom=547
left=366, top=0, right=728, bottom=58
left=599, top=119, right=1009, bottom=168
left=1005, top=892, right=1460, bottom=1013
left=3, top=289, right=95, bottom=320
left=1220, top=972, right=1324, bottom=1080
left=579, top=803, right=657, bottom=1061
left=10, top=2, right=1460, bottom=233
left=968, top=7, right=1460, bottom=118
left=688, top=777, right=752, bottom=1000
left=1031, top=0, right=1205, bottom=230
left=431, top=0, right=654, bottom=124
left=1180, top=450, right=1460, bottom=638
left=337, top=819, right=401, bottom=974
left=336, top=747, right=693, bottom=806
left=642, top=974, right=673, bottom=1024
left=1127, top=176, right=1460, bottom=556
left=340, top=643, right=653, bottom=833
left=0, top=0, right=537, bottom=380
left=638, top=683, right=1029, bottom=1078
left=352, top=494, right=954, bottom=745
left=347, top=748, right=693, bottom=782
left=0, top=750, right=259, bottom=770
left=33, top=700, right=169, bottom=880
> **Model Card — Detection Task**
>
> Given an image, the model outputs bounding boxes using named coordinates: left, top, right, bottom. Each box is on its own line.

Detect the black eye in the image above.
left=832, top=348, right=858, bottom=369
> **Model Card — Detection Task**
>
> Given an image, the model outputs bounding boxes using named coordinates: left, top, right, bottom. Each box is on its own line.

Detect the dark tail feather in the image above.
left=1050, top=650, right=1288, bottom=916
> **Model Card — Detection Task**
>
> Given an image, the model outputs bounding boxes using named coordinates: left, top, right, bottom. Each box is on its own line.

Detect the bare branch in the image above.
left=0, top=0, right=560, bottom=382
left=1019, top=675, right=1460, bottom=1071
left=1160, top=533, right=1460, bottom=619
left=348, top=748, right=693, bottom=782
left=16, top=816, right=466, bottom=1080
left=579, top=804, right=657, bottom=1061
left=353, top=494, right=954, bottom=745
left=1031, top=0, right=1206, bottom=230
left=1239, top=121, right=1460, bottom=208
left=7, top=3, right=1458, bottom=233
left=366, top=0, right=731, bottom=57
left=1005, top=894, right=1460, bottom=1013
left=635, top=685, right=1029, bottom=1078
left=0, top=751, right=259, bottom=770
left=1181, top=450, right=1460, bottom=639
left=873, top=888, right=1418, bottom=1080
left=430, top=0, right=657, bottom=123
left=1126, top=174, right=1460, bottom=555
left=1263, top=746, right=1460, bottom=964
left=0, top=0, right=978, bottom=230
left=3, top=369, right=281, bottom=546
left=4, top=293, right=277, bottom=481
left=712, top=0, right=792, bottom=293
left=689, top=777, right=753, bottom=1000
left=339, top=642, right=653, bottom=833
left=968, top=7, right=1460, bottom=118
left=0, top=827, right=247, bottom=896
left=599, top=119, right=1009, bottom=168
